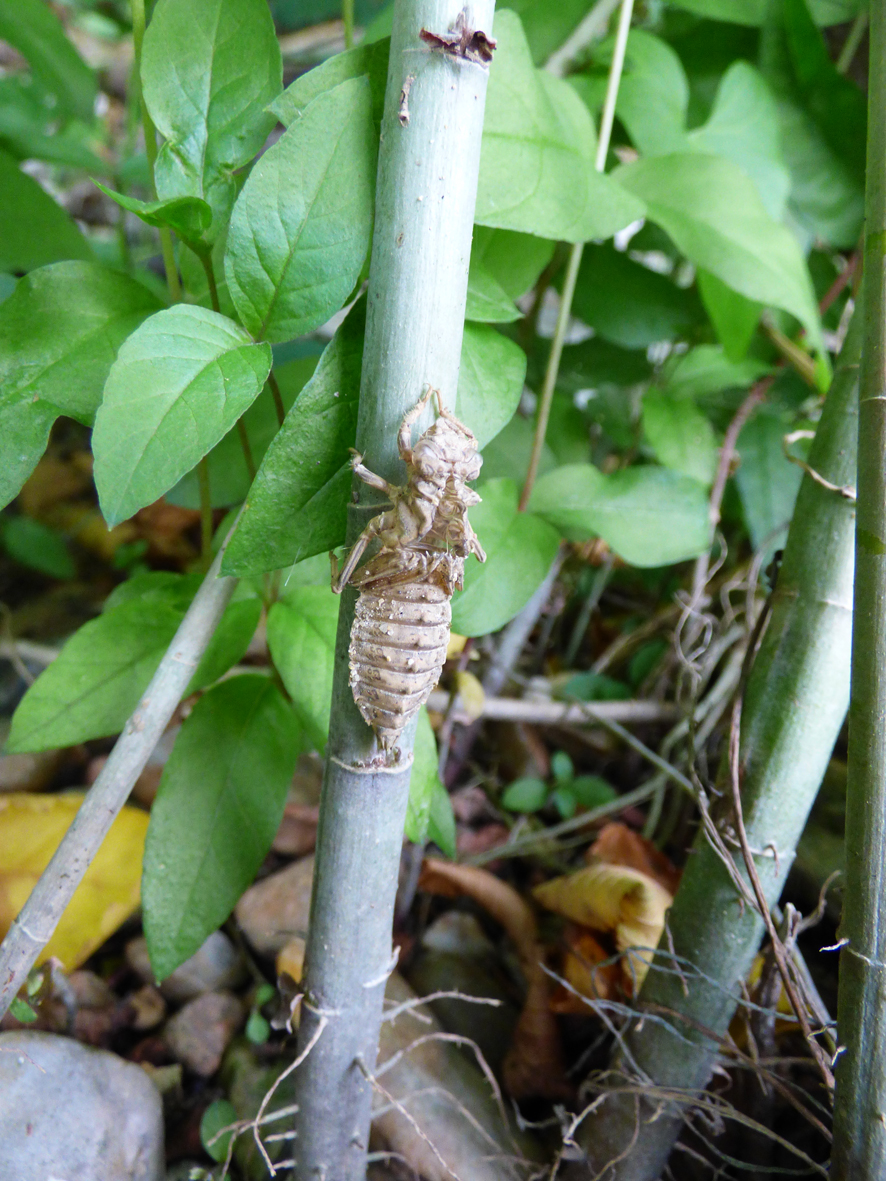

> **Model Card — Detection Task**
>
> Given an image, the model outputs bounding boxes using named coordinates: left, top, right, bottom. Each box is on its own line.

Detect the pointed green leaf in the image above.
left=698, top=270, right=762, bottom=362
left=457, top=324, right=526, bottom=451
left=267, top=587, right=338, bottom=752
left=405, top=708, right=443, bottom=845
left=93, top=305, right=272, bottom=524
left=451, top=479, right=560, bottom=637
left=607, top=29, right=689, bottom=157
left=0, top=261, right=163, bottom=511
left=0, top=149, right=91, bottom=273
left=642, top=390, right=718, bottom=486
left=615, top=152, right=823, bottom=350
left=470, top=227, right=555, bottom=301
left=225, top=76, right=376, bottom=343
left=735, top=411, right=803, bottom=551
left=143, top=675, right=300, bottom=980
left=475, top=11, right=644, bottom=242
left=270, top=38, right=389, bottom=128
left=466, top=264, right=521, bottom=323
left=142, top=0, right=282, bottom=238
left=94, top=183, right=212, bottom=249
left=530, top=463, right=710, bottom=567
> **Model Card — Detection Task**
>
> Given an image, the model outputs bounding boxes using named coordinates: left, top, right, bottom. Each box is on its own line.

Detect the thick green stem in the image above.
left=567, top=304, right=862, bottom=1180
left=518, top=0, right=634, bottom=512
left=832, top=2, right=886, bottom=1172
left=291, top=2, right=495, bottom=1176
left=343, top=0, right=355, bottom=49
left=131, top=0, right=180, bottom=301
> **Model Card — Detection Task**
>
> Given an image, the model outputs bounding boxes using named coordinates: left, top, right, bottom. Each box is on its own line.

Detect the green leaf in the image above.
left=142, top=0, right=282, bottom=239
left=5, top=600, right=182, bottom=752
left=475, top=11, right=644, bottom=243
left=427, top=781, right=457, bottom=858
left=615, top=152, right=822, bottom=350
left=607, top=29, right=689, bottom=157
left=551, top=786, right=577, bottom=819
left=530, top=463, right=710, bottom=568
left=0, top=0, right=96, bottom=122
left=222, top=302, right=365, bottom=576
left=735, top=411, right=803, bottom=551
left=466, top=264, right=521, bottom=323
left=687, top=62, right=790, bottom=223
left=663, top=344, right=771, bottom=400
left=4, top=580, right=260, bottom=753
left=9, top=997, right=38, bottom=1024
left=572, top=243, right=701, bottom=349
left=225, top=76, right=376, bottom=343
left=457, top=325, right=526, bottom=451
left=92, top=306, right=272, bottom=525
left=480, top=414, right=556, bottom=485
left=570, top=775, right=617, bottom=810
left=223, top=309, right=524, bottom=576
left=470, top=226, right=555, bottom=301
left=558, top=336, right=653, bottom=393
left=267, top=587, right=339, bottom=752
left=668, top=0, right=862, bottom=21
left=200, top=1100, right=238, bottom=1163
left=0, top=261, right=163, bottom=511
left=642, top=390, right=718, bottom=486
left=404, top=708, right=443, bottom=845
left=551, top=751, right=574, bottom=783
left=501, top=777, right=548, bottom=813
left=697, top=270, right=762, bottom=362
left=167, top=355, right=319, bottom=510
left=143, top=675, right=300, bottom=980
left=0, top=149, right=91, bottom=273
left=506, top=0, right=595, bottom=63
left=93, top=183, right=212, bottom=250
left=1, top=517, right=75, bottom=580
left=270, top=38, right=389, bottom=128
left=451, top=479, right=561, bottom=637
left=561, top=672, right=631, bottom=702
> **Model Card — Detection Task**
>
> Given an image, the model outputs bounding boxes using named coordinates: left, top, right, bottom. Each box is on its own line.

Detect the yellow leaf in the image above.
left=0, top=792, right=148, bottom=970
left=533, top=863, right=673, bottom=990
left=446, top=632, right=468, bottom=660
left=454, top=669, right=485, bottom=720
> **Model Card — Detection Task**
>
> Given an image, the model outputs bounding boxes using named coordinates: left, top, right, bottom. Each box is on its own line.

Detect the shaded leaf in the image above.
left=0, top=262, right=163, bottom=510
left=531, top=464, right=710, bottom=567
left=663, top=343, right=770, bottom=400
left=475, top=11, right=644, bottom=242
left=0, top=148, right=91, bottom=273
left=267, top=587, right=339, bottom=752
left=735, top=410, right=803, bottom=551
left=456, top=324, right=526, bottom=450
left=1, top=517, right=75, bottom=580
left=642, top=389, right=718, bottom=485
left=404, top=708, right=443, bottom=845
left=93, top=305, right=272, bottom=525
left=0, top=792, right=147, bottom=970
left=0, top=0, right=96, bottom=122
left=142, top=0, right=283, bottom=238
left=466, top=264, right=521, bottom=323
left=143, top=676, right=300, bottom=980
left=225, top=76, right=375, bottom=342
left=470, top=226, right=555, bottom=301
left=501, top=777, right=548, bottom=813
left=697, top=269, right=762, bottom=362
left=451, top=479, right=561, bottom=637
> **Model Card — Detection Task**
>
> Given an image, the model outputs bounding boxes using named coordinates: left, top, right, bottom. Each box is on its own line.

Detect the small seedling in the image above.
left=501, top=751, right=617, bottom=819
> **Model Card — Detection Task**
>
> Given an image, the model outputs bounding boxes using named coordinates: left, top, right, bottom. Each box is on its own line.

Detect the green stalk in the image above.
left=291, top=2, right=495, bottom=1175
left=832, top=1, right=886, bottom=1172
left=343, top=0, right=355, bottom=49
left=518, top=0, right=634, bottom=512
left=131, top=0, right=181, bottom=302
left=567, top=304, right=862, bottom=1179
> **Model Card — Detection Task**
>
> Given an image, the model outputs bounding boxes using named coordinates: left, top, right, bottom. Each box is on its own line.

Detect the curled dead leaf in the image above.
left=453, top=669, right=485, bottom=720
left=589, top=821, right=681, bottom=895
left=548, top=927, right=621, bottom=1015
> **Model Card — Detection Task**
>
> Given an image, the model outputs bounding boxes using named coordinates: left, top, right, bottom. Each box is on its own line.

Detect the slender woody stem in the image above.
left=518, top=0, right=635, bottom=511
left=131, top=0, right=180, bottom=302
left=832, top=0, right=886, bottom=1171
left=0, top=540, right=238, bottom=1020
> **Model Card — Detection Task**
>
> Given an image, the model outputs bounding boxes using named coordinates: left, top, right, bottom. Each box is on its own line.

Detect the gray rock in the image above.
left=0, top=1030, right=164, bottom=1181
left=126, top=929, right=246, bottom=1002
left=163, top=991, right=244, bottom=1077
left=235, top=855, right=314, bottom=955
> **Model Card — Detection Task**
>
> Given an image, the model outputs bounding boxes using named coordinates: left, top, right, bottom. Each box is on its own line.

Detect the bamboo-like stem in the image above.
left=131, top=0, right=180, bottom=302
left=291, top=3, right=495, bottom=1176
left=342, top=0, right=355, bottom=49
left=566, top=303, right=863, bottom=1180
left=0, top=542, right=238, bottom=1020
left=518, top=0, right=634, bottom=512
left=832, top=1, right=886, bottom=1171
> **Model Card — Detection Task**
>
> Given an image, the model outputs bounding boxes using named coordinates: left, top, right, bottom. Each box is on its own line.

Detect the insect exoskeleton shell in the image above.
left=349, top=578, right=451, bottom=751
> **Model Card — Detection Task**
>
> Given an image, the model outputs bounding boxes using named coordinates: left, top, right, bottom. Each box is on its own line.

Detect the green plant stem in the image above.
left=518, top=0, right=634, bottom=512
left=291, top=2, right=495, bottom=1176
left=342, top=0, right=355, bottom=49
left=197, top=457, right=213, bottom=570
left=236, top=421, right=256, bottom=482
left=567, top=302, right=863, bottom=1180
left=267, top=371, right=286, bottom=427
left=198, top=251, right=221, bottom=314
left=832, top=0, right=886, bottom=1172
left=836, top=9, right=868, bottom=74
left=131, top=0, right=181, bottom=302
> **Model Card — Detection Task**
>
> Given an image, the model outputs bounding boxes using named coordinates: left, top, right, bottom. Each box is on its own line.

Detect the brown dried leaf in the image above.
left=589, top=821, right=681, bottom=895
left=549, top=928, right=620, bottom=1014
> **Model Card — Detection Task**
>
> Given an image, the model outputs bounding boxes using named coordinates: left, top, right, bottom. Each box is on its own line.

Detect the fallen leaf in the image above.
left=0, top=792, right=148, bottom=970
left=419, top=858, right=571, bottom=1101
left=454, top=669, right=485, bottom=720
left=533, top=862, right=673, bottom=992
left=589, top=821, right=681, bottom=895
left=549, top=926, right=621, bottom=1015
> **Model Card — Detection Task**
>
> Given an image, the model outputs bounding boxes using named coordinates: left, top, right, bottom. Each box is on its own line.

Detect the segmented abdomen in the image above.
left=349, top=578, right=450, bottom=752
